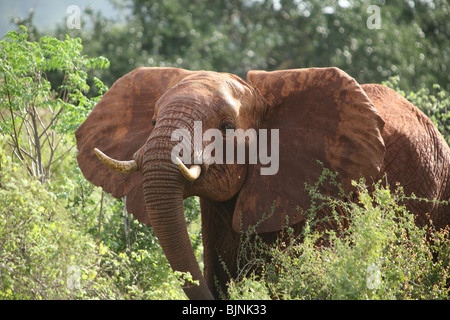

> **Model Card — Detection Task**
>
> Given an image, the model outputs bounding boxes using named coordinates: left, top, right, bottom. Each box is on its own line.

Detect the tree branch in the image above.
left=3, top=75, right=25, bottom=162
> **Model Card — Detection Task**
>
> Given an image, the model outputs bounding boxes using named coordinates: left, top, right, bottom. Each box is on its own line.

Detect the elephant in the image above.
left=75, top=67, right=449, bottom=300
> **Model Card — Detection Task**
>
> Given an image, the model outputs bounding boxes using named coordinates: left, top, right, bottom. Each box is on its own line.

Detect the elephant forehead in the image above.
left=156, top=73, right=246, bottom=112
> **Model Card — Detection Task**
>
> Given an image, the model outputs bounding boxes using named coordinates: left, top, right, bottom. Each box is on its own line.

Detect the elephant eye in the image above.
left=152, top=119, right=156, bottom=126
left=220, top=122, right=235, bottom=132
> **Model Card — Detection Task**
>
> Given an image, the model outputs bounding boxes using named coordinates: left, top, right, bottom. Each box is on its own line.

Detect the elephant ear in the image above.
left=76, top=67, right=194, bottom=226
left=233, top=67, right=385, bottom=234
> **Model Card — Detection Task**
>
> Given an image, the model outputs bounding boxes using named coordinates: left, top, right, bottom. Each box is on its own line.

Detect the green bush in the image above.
left=0, top=151, right=107, bottom=299
left=0, top=148, right=202, bottom=300
left=0, top=28, right=201, bottom=300
left=0, top=26, right=109, bottom=183
left=89, top=196, right=202, bottom=300
left=228, top=171, right=450, bottom=300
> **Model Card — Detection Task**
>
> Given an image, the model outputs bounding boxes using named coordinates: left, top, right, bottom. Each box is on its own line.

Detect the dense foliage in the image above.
left=0, top=27, right=198, bottom=299
left=52, top=0, right=449, bottom=92
left=1, top=0, right=449, bottom=300
left=228, top=171, right=449, bottom=300
left=0, top=147, right=203, bottom=299
left=0, top=26, right=108, bottom=183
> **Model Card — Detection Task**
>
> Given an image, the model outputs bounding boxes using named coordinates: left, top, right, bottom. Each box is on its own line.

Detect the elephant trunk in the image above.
left=141, top=129, right=213, bottom=300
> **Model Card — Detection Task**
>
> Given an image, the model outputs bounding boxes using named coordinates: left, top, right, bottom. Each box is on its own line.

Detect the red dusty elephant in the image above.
left=75, top=67, right=449, bottom=299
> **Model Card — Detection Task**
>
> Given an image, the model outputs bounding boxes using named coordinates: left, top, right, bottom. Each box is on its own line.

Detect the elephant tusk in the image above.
left=94, top=148, right=139, bottom=173
left=175, top=157, right=201, bottom=182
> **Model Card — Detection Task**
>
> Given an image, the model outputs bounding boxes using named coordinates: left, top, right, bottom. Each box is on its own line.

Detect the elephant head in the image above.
left=76, top=67, right=386, bottom=299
